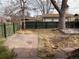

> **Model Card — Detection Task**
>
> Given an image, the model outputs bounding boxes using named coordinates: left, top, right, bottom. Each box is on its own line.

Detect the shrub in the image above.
left=0, top=46, right=17, bottom=59
left=0, top=39, right=17, bottom=59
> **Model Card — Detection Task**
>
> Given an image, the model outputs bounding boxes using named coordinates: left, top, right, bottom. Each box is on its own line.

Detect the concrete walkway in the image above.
left=5, top=33, right=41, bottom=59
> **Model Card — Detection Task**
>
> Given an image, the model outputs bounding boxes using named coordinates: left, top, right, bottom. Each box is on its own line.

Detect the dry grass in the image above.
left=37, top=29, right=79, bottom=58
left=38, top=29, right=61, bottom=58
left=16, top=30, right=33, bottom=34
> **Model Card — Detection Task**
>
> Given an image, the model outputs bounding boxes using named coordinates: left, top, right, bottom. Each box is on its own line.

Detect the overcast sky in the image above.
left=68, top=0, right=79, bottom=14
left=0, top=0, right=79, bottom=16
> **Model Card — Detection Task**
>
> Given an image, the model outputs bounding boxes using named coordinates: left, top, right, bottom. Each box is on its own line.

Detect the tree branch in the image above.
left=61, top=0, right=69, bottom=12
left=50, top=0, right=61, bottom=14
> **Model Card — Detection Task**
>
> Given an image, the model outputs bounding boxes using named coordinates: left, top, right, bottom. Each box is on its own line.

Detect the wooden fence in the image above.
left=0, top=23, right=20, bottom=38
left=22, top=21, right=79, bottom=29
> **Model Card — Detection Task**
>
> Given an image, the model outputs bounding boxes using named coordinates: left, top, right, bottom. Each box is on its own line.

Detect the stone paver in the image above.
left=5, top=33, right=40, bottom=59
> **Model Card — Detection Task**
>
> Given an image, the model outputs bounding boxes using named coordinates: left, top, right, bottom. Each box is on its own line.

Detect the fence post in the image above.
left=3, top=23, right=6, bottom=38
left=13, top=22, right=15, bottom=33
left=34, top=22, right=37, bottom=29
left=45, top=22, right=47, bottom=28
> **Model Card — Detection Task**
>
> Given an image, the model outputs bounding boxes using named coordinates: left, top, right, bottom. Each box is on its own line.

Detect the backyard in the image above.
left=1, top=29, right=79, bottom=59
left=0, top=0, right=79, bottom=59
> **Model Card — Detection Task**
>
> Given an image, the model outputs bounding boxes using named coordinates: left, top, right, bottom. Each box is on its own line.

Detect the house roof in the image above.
left=25, top=16, right=35, bottom=20
left=40, top=14, right=74, bottom=19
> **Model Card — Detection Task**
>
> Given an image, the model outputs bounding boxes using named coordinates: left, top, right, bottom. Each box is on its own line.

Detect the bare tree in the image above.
left=4, top=0, right=31, bottom=30
left=28, top=0, right=54, bottom=15
left=50, top=0, right=69, bottom=29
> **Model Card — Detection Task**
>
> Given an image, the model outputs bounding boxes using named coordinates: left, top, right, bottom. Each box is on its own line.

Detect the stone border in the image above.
left=59, top=29, right=79, bottom=35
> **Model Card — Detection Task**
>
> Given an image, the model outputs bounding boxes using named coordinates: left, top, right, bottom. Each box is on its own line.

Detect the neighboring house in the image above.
left=0, top=16, right=13, bottom=24
left=74, top=14, right=79, bottom=22
left=25, top=17, right=36, bottom=22
left=0, top=16, right=7, bottom=23
left=10, top=14, right=75, bottom=23
left=38, top=14, right=74, bottom=22
left=11, top=16, right=36, bottom=22
left=11, top=16, right=21, bottom=23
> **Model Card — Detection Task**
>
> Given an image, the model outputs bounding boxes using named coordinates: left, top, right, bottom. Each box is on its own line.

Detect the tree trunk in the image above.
left=20, top=19, right=22, bottom=30
left=58, top=13, right=66, bottom=29
left=23, top=19, right=26, bottom=30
